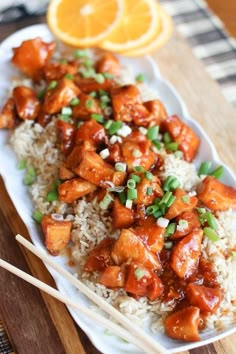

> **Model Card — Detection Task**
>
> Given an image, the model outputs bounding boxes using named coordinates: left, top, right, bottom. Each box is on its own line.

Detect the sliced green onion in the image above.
left=80, top=67, right=96, bottom=78
left=74, top=49, right=88, bottom=58
left=51, top=179, right=62, bottom=190
left=100, top=95, right=111, bottom=103
left=160, top=191, right=173, bottom=205
left=210, top=165, right=224, bottom=179
left=165, top=223, right=176, bottom=237
left=159, top=203, right=167, bottom=215
left=164, top=241, right=173, bottom=249
left=125, top=199, right=133, bottom=209
left=165, top=142, right=179, bottom=152
left=196, top=207, right=206, bottom=214
left=103, top=72, right=114, bottom=79
left=104, top=120, right=113, bottom=129
left=108, top=120, right=122, bottom=135
left=83, top=58, right=93, bottom=67
left=232, top=251, right=236, bottom=258
left=94, top=73, right=105, bottom=84
left=46, top=190, right=58, bottom=202
left=146, top=187, right=153, bottom=196
left=152, top=140, right=161, bottom=150
left=132, top=149, right=142, bottom=158
left=17, top=160, right=26, bottom=170
left=99, top=101, right=107, bottom=109
left=99, top=193, right=114, bottom=209
left=23, top=174, right=35, bottom=186
left=89, top=91, right=97, bottom=98
left=154, top=197, right=161, bottom=205
left=144, top=171, right=153, bottom=181
left=98, top=89, right=108, bottom=97
left=135, top=73, right=145, bottom=83
left=175, top=150, right=183, bottom=159
left=91, top=113, right=104, bottom=123
left=134, top=267, right=147, bottom=280
left=153, top=210, right=162, bottom=219
left=205, top=212, right=218, bottom=230
left=133, top=165, right=145, bottom=172
left=37, top=89, right=45, bottom=100
left=64, top=73, right=74, bottom=80
left=85, top=99, right=94, bottom=109
left=181, top=195, right=190, bottom=204
left=198, top=161, right=212, bottom=176
left=32, top=210, right=44, bottom=223
left=115, top=162, right=126, bottom=172
left=131, top=174, right=141, bottom=183
left=127, top=188, right=137, bottom=200
left=127, top=179, right=136, bottom=190
left=166, top=195, right=176, bottom=207
left=163, top=132, right=171, bottom=144
left=59, top=115, right=70, bottom=122
left=147, top=126, right=159, bottom=141
left=163, top=176, right=180, bottom=192
left=47, top=80, right=57, bottom=90
left=203, top=227, right=220, bottom=242
left=61, top=106, right=72, bottom=116
left=70, top=97, right=80, bottom=106
left=119, top=191, right=126, bottom=205
left=178, top=219, right=188, bottom=228
left=146, top=205, right=159, bottom=215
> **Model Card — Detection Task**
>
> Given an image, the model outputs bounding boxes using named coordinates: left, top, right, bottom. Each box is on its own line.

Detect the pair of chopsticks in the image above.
left=0, top=234, right=168, bottom=354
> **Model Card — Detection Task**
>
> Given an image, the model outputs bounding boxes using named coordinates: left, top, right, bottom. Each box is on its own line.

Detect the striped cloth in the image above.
left=159, top=0, right=236, bottom=107
left=0, top=1, right=236, bottom=353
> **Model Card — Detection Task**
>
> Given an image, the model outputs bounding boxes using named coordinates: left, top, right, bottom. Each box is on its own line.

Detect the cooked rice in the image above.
left=9, top=69, right=236, bottom=337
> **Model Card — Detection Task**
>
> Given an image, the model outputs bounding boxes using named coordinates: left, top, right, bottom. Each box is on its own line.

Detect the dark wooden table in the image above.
left=0, top=13, right=236, bottom=354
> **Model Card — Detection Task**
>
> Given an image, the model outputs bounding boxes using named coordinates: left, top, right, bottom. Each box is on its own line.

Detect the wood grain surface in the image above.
left=0, top=12, right=236, bottom=354
left=206, top=0, right=236, bottom=37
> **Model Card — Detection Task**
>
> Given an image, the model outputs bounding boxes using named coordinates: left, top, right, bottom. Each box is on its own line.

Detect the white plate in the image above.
left=0, top=24, right=236, bottom=354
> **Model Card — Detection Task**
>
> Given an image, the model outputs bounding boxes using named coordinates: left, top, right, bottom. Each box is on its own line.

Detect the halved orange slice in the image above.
left=47, top=0, right=124, bottom=47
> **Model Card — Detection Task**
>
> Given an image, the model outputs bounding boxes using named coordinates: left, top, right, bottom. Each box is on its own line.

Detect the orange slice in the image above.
left=99, top=0, right=161, bottom=53
left=47, top=0, right=124, bottom=47
left=120, top=8, right=173, bottom=56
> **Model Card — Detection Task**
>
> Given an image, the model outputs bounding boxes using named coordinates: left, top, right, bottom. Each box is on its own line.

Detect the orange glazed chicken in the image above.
left=2, top=37, right=236, bottom=345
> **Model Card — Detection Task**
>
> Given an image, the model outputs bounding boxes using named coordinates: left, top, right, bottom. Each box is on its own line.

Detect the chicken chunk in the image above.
left=0, top=98, right=17, bottom=129
left=12, top=38, right=55, bottom=81
left=59, top=165, right=75, bottom=180
left=58, top=178, right=96, bottom=203
left=75, top=119, right=105, bottom=146
left=161, top=115, right=200, bottom=162
left=121, top=139, right=157, bottom=171
left=134, top=217, right=165, bottom=253
left=72, top=93, right=102, bottom=120
left=56, top=119, right=76, bottom=155
left=36, top=110, right=52, bottom=127
left=197, top=175, right=236, bottom=211
left=165, top=307, right=200, bottom=342
left=170, top=229, right=203, bottom=279
left=165, top=188, right=198, bottom=220
left=99, top=265, right=125, bottom=288
left=111, top=85, right=150, bottom=122
left=74, top=75, right=114, bottom=93
left=13, top=86, right=40, bottom=120
left=41, top=215, right=72, bottom=255
left=65, top=141, right=96, bottom=170
left=112, top=198, right=135, bottom=229
left=170, top=211, right=201, bottom=240
left=111, top=229, right=161, bottom=271
left=96, top=52, right=121, bottom=76
left=84, top=237, right=115, bottom=272
left=74, top=151, right=126, bottom=187
left=124, top=262, right=163, bottom=300
left=186, top=283, right=222, bottom=313
left=133, top=99, right=167, bottom=127
left=134, top=175, right=163, bottom=206
left=43, top=61, right=78, bottom=82
left=43, top=78, right=80, bottom=114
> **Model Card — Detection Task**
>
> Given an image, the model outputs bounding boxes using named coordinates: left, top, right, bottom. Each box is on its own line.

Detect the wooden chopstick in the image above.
left=15, top=234, right=168, bottom=354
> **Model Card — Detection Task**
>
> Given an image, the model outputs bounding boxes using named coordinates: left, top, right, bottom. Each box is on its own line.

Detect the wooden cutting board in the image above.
left=0, top=16, right=236, bottom=354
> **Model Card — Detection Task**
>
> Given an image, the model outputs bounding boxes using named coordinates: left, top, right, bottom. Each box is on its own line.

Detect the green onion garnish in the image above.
left=64, top=73, right=74, bottom=80
left=205, top=212, right=218, bottom=230
left=37, top=89, right=45, bottom=100
left=232, top=251, right=236, bottom=258
left=74, top=49, right=88, bottom=58
left=100, top=95, right=110, bottom=103
left=103, top=72, right=114, bottom=79
left=165, top=142, right=179, bottom=152
left=147, top=126, right=159, bottom=141
left=99, top=101, right=107, bottom=109
left=132, top=149, right=142, bottom=158
left=153, top=210, right=162, bottom=219
left=23, top=174, right=35, bottom=186
left=203, top=227, right=220, bottom=242
left=165, top=223, right=176, bottom=237
left=145, top=171, right=153, bottom=181
left=134, top=267, right=147, bottom=280
left=135, top=73, right=145, bottom=83
left=100, top=193, right=114, bottom=209
left=17, top=160, right=26, bottom=170
left=166, top=195, right=176, bottom=207
left=51, top=179, right=62, bottom=190
left=196, top=207, right=206, bottom=214
left=89, top=91, right=97, bottom=98
left=59, top=115, right=70, bottom=122
left=94, top=73, right=105, bottom=84
left=146, top=187, right=153, bottom=196
left=164, top=241, right=173, bottom=249
left=162, top=176, right=180, bottom=192
left=70, top=97, right=80, bottom=106
left=133, top=166, right=145, bottom=172
left=104, top=120, right=113, bottom=129
left=119, top=191, right=127, bottom=205
left=32, top=210, right=44, bottom=223
left=146, top=205, right=159, bottom=215
left=85, top=99, right=94, bottom=109
left=210, top=165, right=224, bottom=179
left=98, top=89, right=108, bottom=97
left=127, top=188, right=137, bottom=200
left=91, top=113, right=104, bottom=123
left=83, top=58, right=93, bottom=67
left=198, top=161, right=212, bottom=176
left=131, top=174, right=141, bottom=183
left=46, top=190, right=58, bottom=202
left=47, top=80, right=57, bottom=90
left=163, top=132, right=171, bottom=144
left=178, top=219, right=188, bottom=228
left=152, top=140, right=161, bottom=150
left=61, top=106, right=72, bottom=116
left=108, top=120, right=122, bottom=135
left=181, top=195, right=190, bottom=204
left=80, top=67, right=96, bottom=78
left=115, top=162, right=126, bottom=172
left=160, top=191, right=173, bottom=205
left=127, top=179, right=136, bottom=190
left=159, top=203, right=167, bottom=215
